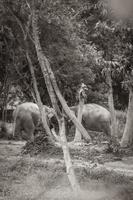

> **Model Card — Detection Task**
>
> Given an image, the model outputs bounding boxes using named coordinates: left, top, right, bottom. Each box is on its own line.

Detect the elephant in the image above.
left=13, top=102, right=54, bottom=141
left=70, top=103, right=111, bottom=137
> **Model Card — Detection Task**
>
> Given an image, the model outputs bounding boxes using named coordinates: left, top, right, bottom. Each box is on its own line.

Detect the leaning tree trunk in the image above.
left=11, top=11, right=55, bottom=143
left=32, top=10, right=91, bottom=143
left=26, top=51, right=56, bottom=144
left=74, top=99, right=84, bottom=142
left=121, top=87, right=133, bottom=147
left=44, top=58, right=91, bottom=142
left=46, top=62, right=91, bottom=141
left=107, top=69, right=117, bottom=136
left=32, top=8, right=80, bottom=192
left=9, top=4, right=58, bottom=143
left=59, top=117, right=80, bottom=192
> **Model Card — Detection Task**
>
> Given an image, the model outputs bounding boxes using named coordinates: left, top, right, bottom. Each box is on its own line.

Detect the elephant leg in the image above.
left=102, top=122, right=111, bottom=136
left=14, top=118, right=22, bottom=140
left=23, top=119, right=35, bottom=141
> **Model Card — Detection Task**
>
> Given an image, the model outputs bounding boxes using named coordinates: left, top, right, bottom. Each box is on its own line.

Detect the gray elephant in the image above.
left=70, top=103, right=111, bottom=137
left=13, top=102, right=54, bottom=141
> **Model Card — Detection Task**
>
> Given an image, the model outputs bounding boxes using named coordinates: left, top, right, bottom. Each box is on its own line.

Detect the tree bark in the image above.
left=74, top=99, right=84, bottom=142
left=32, top=12, right=61, bottom=120
left=59, top=117, right=80, bottom=192
left=32, top=10, right=91, bottom=142
left=44, top=58, right=90, bottom=141
left=32, top=7, right=81, bottom=192
left=9, top=3, right=59, bottom=143
left=107, top=69, right=117, bottom=136
left=121, top=87, right=133, bottom=147
left=26, top=51, right=56, bottom=144
left=43, top=58, right=91, bottom=142
left=2, top=73, right=8, bottom=121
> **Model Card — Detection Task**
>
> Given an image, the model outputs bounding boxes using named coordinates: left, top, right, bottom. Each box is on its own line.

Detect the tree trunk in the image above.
left=121, top=87, right=133, bottom=147
left=10, top=3, right=59, bottom=143
left=26, top=51, right=55, bottom=144
left=74, top=99, right=84, bottom=142
left=32, top=8, right=81, bottom=192
left=107, top=70, right=117, bottom=136
left=32, top=13, right=61, bottom=119
left=32, top=10, right=91, bottom=142
left=42, top=57, right=91, bottom=142
left=59, top=117, right=80, bottom=192
left=44, top=57, right=91, bottom=141
left=45, top=56, right=91, bottom=141
left=2, top=80, right=9, bottom=122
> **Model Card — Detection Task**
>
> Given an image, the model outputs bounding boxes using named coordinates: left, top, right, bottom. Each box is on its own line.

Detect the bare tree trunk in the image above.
left=30, top=89, right=37, bottom=103
left=59, top=117, right=80, bottom=192
left=45, top=61, right=91, bottom=142
left=47, top=65, right=91, bottom=142
left=9, top=5, right=59, bottom=144
left=32, top=10, right=91, bottom=142
left=26, top=51, right=55, bottom=144
left=32, top=8, right=81, bottom=192
left=2, top=79, right=9, bottom=122
left=121, top=87, right=133, bottom=147
left=107, top=70, right=117, bottom=136
left=32, top=17, right=60, bottom=119
left=74, top=99, right=84, bottom=142
left=4, top=84, right=10, bottom=122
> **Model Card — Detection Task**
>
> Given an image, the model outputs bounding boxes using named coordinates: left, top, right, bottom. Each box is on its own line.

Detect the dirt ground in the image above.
left=0, top=140, right=133, bottom=200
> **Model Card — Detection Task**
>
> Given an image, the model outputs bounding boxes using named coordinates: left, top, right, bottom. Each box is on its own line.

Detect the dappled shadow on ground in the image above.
left=1, top=156, right=133, bottom=200
left=22, top=132, right=133, bottom=165
left=0, top=140, right=133, bottom=200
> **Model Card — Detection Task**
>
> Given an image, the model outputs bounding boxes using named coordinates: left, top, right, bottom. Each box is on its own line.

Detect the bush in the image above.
left=22, top=132, right=62, bottom=156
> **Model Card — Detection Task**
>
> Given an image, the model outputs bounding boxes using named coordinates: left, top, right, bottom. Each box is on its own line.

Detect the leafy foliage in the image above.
left=0, top=0, right=133, bottom=109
